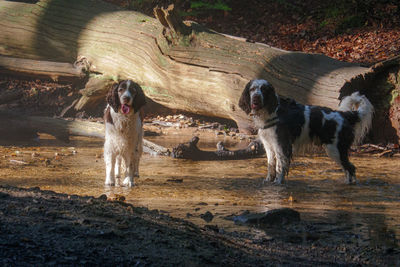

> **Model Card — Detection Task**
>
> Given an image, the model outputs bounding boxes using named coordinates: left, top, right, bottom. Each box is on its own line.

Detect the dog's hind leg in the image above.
left=339, top=147, right=357, bottom=184
left=325, top=144, right=356, bottom=184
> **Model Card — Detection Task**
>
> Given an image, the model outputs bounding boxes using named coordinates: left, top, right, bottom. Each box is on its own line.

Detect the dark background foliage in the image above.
left=106, top=0, right=400, bottom=65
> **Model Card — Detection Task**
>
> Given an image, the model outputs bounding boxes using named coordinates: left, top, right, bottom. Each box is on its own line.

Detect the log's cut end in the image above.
left=338, top=56, right=400, bottom=144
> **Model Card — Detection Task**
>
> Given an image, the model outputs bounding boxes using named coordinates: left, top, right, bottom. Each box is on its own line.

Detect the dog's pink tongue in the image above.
left=121, top=104, right=130, bottom=114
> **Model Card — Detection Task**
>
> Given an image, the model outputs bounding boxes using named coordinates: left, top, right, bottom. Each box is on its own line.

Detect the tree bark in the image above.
left=0, top=90, right=23, bottom=105
left=0, top=0, right=399, bottom=142
left=0, top=55, right=86, bottom=83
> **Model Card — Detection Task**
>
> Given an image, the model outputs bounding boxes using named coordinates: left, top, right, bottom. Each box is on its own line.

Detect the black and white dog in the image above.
left=239, top=79, right=374, bottom=184
left=104, top=80, right=146, bottom=187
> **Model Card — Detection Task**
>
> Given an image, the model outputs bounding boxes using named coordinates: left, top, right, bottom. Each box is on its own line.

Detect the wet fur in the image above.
left=104, top=80, right=146, bottom=187
left=239, top=79, right=374, bottom=184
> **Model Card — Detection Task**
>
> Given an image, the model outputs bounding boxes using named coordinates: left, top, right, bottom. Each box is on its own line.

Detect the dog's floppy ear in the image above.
left=131, top=82, right=146, bottom=113
left=261, top=82, right=278, bottom=114
left=107, top=82, right=120, bottom=113
left=238, top=80, right=253, bottom=115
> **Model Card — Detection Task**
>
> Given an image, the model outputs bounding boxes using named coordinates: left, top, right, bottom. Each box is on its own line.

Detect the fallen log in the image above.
left=172, top=136, right=265, bottom=160
left=1, top=0, right=399, bottom=143
left=0, top=55, right=86, bottom=83
left=1, top=1, right=398, bottom=135
left=0, top=112, right=170, bottom=155
left=0, top=112, right=266, bottom=160
left=0, top=90, right=23, bottom=105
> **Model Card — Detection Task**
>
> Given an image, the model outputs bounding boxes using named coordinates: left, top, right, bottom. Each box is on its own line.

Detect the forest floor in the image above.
left=1, top=0, right=399, bottom=265
left=109, top=0, right=400, bottom=65
left=1, top=185, right=399, bottom=266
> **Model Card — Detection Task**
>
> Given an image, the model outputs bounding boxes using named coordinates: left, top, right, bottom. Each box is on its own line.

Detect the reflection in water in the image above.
left=0, top=134, right=399, bottom=248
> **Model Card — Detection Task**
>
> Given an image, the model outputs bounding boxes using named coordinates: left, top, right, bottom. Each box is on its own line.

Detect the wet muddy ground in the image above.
left=1, top=126, right=399, bottom=265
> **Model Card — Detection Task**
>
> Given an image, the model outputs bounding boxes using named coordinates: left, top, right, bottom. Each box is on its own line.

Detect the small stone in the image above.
left=114, top=194, right=126, bottom=202
left=201, top=211, right=214, bottom=222
left=98, top=194, right=107, bottom=201
left=234, top=208, right=300, bottom=226
left=204, top=224, right=218, bottom=232
left=211, top=122, right=220, bottom=129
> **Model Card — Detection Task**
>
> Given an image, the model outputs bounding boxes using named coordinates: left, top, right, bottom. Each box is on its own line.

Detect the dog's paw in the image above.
left=262, top=178, right=270, bottom=185
left=105, top=180, right=115, bottom=186
left=344, top=172, right=358, bottom=185
left=273, top=175, right=285, bottom=185
left=264, top=173, right=275, bottom=182
left=272, top=180, right=284, bottom=185
left=345, top=176, right=358, bottom=185
left=123, top=177, right=134, bottom=187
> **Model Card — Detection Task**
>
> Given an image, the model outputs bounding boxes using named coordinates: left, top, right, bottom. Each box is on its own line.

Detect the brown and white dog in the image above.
left=104, top=80, right=146, bottom=187
left=239, top=79, right=374, bottom=184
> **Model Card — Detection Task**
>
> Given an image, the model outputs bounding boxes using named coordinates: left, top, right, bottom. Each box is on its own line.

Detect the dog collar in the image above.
left=262, top=116, right=279, bottom=129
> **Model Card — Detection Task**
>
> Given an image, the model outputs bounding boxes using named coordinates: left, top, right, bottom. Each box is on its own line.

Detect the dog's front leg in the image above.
left=274, top=158, right=288, bottom=184
left=274, top=149, right=290, bottom=184
left=122, top=155, right=135, bottom=187
left=133, top=138, right=142, bottom=177
left=264, top=147, right=276, bottom=183
left=114, top=155, right=121, bottom=183
left=104, top=152, right=116, bottom=186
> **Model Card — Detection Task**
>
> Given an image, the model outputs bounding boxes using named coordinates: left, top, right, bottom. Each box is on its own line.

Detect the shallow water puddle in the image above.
left=1, top=133, right=399, bottom=247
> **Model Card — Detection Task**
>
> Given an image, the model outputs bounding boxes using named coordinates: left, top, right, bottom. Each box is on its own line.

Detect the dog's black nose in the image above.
left=122, top=96, right=131, bottom=102
left=252, top=96, right=261, bottom=104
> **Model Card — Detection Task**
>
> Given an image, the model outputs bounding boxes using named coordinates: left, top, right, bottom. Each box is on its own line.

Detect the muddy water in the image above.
left=1, top=131, right=399, bottom=247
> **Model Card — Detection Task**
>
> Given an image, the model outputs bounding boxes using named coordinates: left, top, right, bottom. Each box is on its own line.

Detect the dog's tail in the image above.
left=339, top=92, right=374, bottom=145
